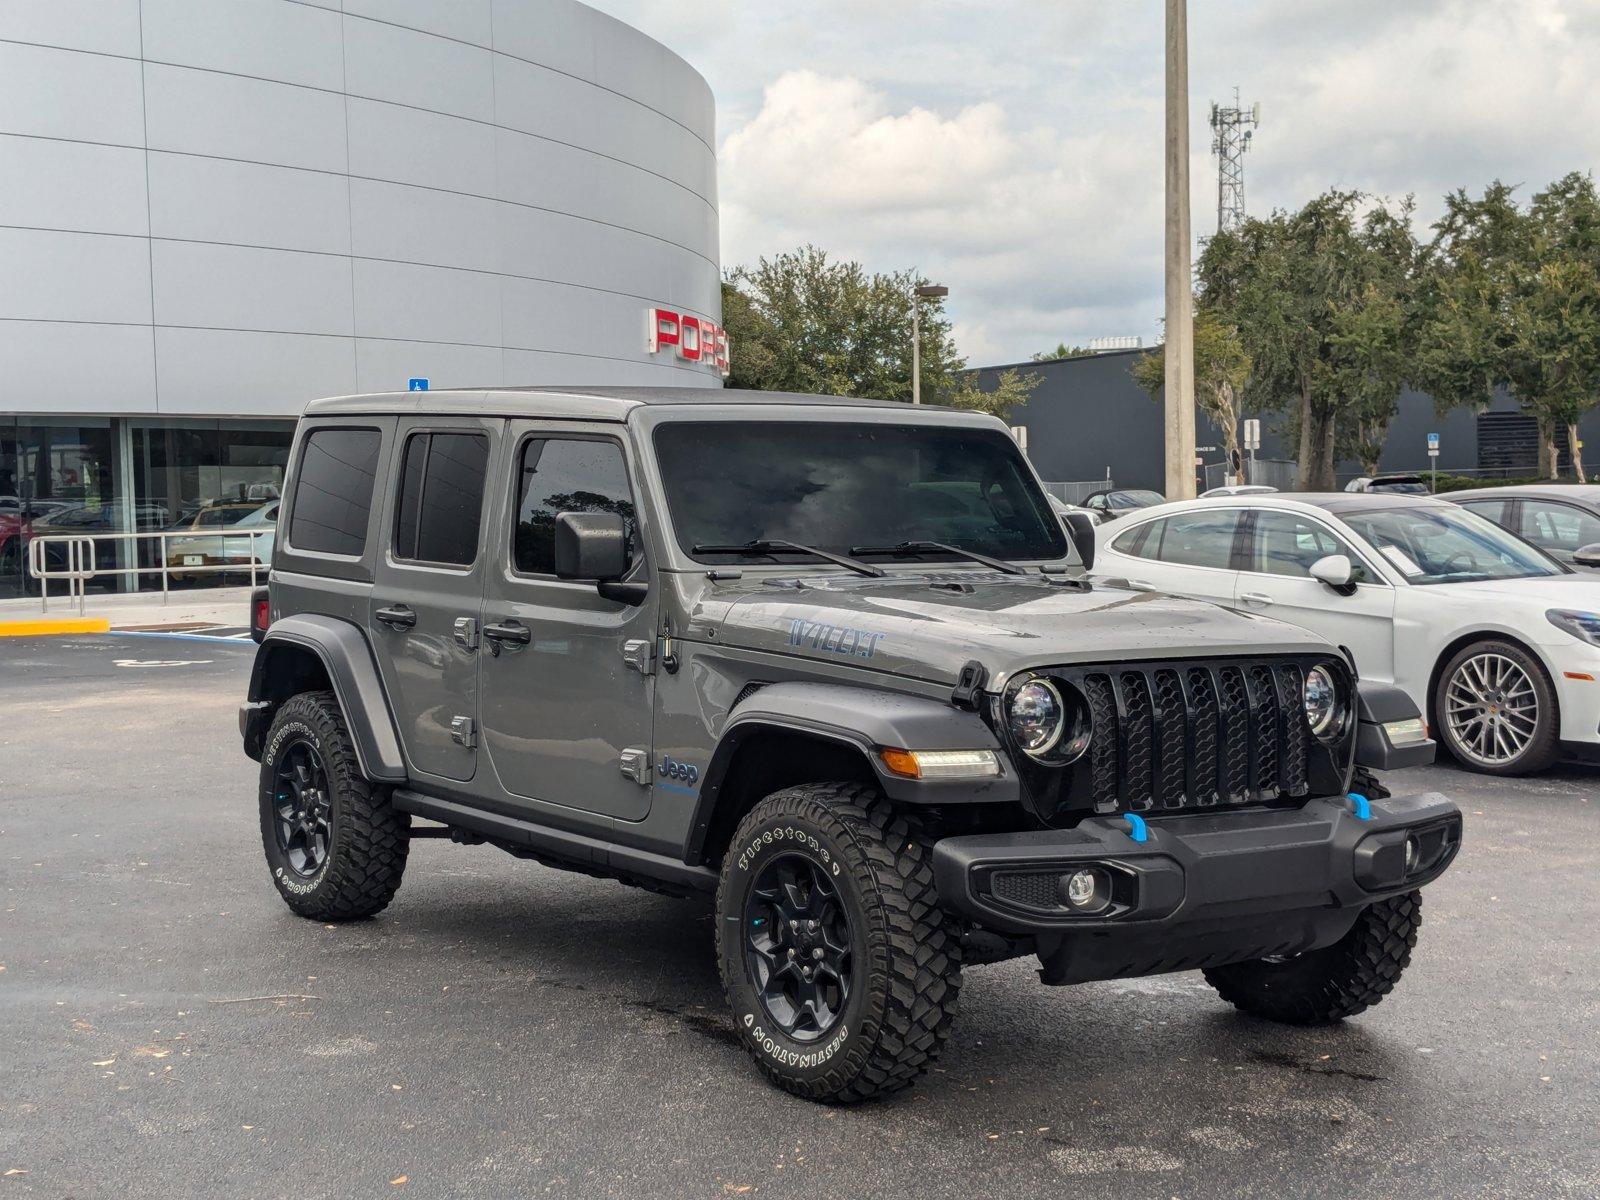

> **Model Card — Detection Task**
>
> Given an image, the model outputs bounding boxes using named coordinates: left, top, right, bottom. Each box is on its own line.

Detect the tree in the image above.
left=1416, top=175, right=1600, bottom=480
left=945, top=368, right=1041, bottom=424
left=719, top=245, right=964, bottom=402
left=1197, top=192, right=1420, bottom=489
left=1031, top=343, right=1095, bottom=362
left=1131, top=306, right=1251, bottom=478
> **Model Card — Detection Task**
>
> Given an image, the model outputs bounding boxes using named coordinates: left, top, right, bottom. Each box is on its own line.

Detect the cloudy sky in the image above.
left=590, top=0, right=1600, bottom=366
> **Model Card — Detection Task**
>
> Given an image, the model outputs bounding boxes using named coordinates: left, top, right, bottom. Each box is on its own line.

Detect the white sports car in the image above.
left=1095, top=492, right=1600, bottom=775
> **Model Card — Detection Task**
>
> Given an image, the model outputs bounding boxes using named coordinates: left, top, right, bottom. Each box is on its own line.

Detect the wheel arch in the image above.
left=683, top=681, right=1018, bottom=869
left=246, top=615, right=406, bottom=782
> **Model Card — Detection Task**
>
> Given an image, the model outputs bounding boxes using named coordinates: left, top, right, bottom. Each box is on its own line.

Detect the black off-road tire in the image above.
left=1433, top=638, right=1559, bottom=776
left=1203, top=891, right=1422, bottom=1025
left=715, top=782, right=962, bottom=1103
left=259, top=690, right=409, bottom=921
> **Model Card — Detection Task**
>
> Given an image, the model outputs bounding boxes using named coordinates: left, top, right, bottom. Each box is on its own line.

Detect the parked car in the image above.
left=165, top=500, right=278, bottom=582
left=1345, top=474, right=1430, bottom=494
left=1095, top=492, right=1600, bottom=775
left=1448, top=484, right=1600, bottom=571
left=1081, top=487, right=1164, bottom=522
left=241, top=387, right=1455, bottom=1102
left=24, top=500, right=170, bottom=588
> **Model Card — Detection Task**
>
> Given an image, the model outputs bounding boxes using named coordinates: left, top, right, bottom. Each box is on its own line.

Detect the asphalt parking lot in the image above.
left=2, top=634, right=1596, bottom=1199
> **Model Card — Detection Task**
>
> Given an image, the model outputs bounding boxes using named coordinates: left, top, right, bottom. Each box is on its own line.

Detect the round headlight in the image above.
left=1008, top=678, right=1065, bottom=757
left=1303, top=665, right=1341, bottom=738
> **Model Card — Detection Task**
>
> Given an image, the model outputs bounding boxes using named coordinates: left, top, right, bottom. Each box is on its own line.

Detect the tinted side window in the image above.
left=1457, top=498, right=1507, bottom=527
left=393, top=432, right=490, bottom=567
left=289, top=428, right=381, bottom=556
left=1111, top=521, right=1158, bottom=559
left=513, top=438, right=636, bottom=575
left=1153, top=510, right=1240, bottom=569
left=1248, top=510, right=1369, bottom=582
left=1520, top=499, right=1600, bottom=553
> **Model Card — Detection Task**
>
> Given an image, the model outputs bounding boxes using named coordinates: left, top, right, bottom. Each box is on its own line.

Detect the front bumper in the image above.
left=931, top=793, right=1461, bottom=985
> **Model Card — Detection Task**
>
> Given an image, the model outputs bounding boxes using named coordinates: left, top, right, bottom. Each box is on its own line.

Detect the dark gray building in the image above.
left=974, top=350, right=1600, bottom=491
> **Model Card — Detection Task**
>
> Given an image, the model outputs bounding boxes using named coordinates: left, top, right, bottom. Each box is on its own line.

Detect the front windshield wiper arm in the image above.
left=848, top=540, right=1029, bottom=576
left=691, top=539, right=885, bottom=578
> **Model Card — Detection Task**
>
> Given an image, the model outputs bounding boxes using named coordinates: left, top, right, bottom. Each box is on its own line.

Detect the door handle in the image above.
left=374, top=603, right=417, bottom=629
left=483, top=619, right=531, bottom=656
left=1240, top=591, right=1275, bottom=606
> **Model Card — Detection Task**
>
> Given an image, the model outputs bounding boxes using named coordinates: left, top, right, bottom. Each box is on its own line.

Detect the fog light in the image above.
left=1058, top=867, right=1110, bottom=913
left=1065, top=870, right=1095, bottom=905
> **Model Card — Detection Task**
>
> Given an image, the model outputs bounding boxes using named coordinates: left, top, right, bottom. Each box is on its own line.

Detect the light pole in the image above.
left=911, top=283, right=948, bottom=404
left=1163, top=0, right=1197, bottom=498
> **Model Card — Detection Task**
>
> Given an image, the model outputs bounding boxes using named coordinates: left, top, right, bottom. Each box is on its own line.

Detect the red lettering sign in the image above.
left=646, top=306, right=730, bottom=378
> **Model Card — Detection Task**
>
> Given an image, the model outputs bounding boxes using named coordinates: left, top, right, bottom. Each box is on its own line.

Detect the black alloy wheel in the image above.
left=271, top=737, right=332, bottom=877
left=744, top=854, right=854, bottom=1042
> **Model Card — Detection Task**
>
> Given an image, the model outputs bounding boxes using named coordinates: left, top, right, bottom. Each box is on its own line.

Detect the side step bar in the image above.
left=392, top=789, right=717, bottom=895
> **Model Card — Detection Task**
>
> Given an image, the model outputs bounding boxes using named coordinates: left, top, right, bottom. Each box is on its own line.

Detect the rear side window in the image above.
left=393, top=432, right=490, bottom=567
left=1110, top=521, right=1158, bottom=559
left=1147, top=510, right=1241, bottom=569
left=289, top=428, right=381, bottom=556
left=513, top=438, right=637, bottom=575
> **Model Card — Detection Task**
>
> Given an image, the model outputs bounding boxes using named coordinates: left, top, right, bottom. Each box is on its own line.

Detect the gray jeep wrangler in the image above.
left=241, top=386, right=1461, bottom=1102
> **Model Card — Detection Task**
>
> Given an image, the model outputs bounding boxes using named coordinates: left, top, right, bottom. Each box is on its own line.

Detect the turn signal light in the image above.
left=877, top=748, right=1001, bottom=780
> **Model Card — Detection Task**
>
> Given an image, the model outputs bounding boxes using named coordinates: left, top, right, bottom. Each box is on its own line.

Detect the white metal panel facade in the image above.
left=0, top=0, right=722, bottom=416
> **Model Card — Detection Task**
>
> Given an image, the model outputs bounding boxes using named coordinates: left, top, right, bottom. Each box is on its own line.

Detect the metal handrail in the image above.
left=24, top=528, right=274, bottom=614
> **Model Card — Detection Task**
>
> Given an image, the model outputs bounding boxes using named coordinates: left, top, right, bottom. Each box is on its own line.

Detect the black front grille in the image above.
left=1061, top=659, right=1317, bottom=813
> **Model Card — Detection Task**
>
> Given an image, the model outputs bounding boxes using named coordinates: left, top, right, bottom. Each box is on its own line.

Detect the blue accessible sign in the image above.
left=408, top=378, right=429, bottom=392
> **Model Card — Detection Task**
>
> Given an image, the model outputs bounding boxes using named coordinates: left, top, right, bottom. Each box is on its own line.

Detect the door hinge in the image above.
left=450, top=715, right=477, bottom=749
left=619, top=747, right=651, bottom=785
left=658, top=635, right=680, bottom=675
left=621, top=638, right=654, bottom=675
left=453, top=616, right=479, bottom=651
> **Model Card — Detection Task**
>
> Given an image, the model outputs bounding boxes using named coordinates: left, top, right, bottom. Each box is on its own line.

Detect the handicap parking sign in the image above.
left=408, top=377, right=429, bottom=392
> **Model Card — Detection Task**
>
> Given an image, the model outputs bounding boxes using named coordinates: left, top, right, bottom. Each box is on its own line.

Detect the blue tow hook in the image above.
left=1122, top=813, right=1149, bottom=843
left=1346, top=793, right=1372, bottom=820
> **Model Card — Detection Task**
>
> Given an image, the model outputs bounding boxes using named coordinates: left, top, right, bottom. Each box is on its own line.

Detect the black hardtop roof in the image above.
left=301, top=385, right=943, bottom=421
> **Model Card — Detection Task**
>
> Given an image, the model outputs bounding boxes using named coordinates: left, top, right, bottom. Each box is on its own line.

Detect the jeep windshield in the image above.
left=654, top=420, right=1072, bottom=566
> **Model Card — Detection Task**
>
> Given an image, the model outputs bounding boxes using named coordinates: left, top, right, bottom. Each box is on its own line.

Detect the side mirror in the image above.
left=554, top=510, right=628, bottom=581
left=1062, top=510, right=1096, bottom=571
left=1573, top=542, right=1600, bottom=568
left=1309, top=553, right=1354, bottom=590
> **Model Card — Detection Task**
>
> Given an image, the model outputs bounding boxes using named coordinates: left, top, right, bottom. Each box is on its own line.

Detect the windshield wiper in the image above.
left=848, top=540, right=1029, bottom=576
left=691, top=539, right=885, bottom=578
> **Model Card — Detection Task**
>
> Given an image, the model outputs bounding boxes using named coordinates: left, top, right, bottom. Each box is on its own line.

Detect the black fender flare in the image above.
left=245, top=614, right=407, bottom=782
left=684, top=681, right=1019, bottom=864
left=1354, top=680, right=1435, bottom=772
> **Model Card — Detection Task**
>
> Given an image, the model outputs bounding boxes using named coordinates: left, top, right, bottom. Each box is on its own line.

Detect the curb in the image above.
left=0, top=617, right=111, bottom=637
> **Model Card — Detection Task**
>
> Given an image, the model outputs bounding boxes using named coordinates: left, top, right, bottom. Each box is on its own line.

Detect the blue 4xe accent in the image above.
left=1347, top=793, right=1372, bottom=820
left=1123, top=813, right=1148, bottom=843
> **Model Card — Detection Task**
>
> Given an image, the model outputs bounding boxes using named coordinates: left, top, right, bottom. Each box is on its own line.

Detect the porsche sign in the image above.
left=647, top=307, right=730, bottom=378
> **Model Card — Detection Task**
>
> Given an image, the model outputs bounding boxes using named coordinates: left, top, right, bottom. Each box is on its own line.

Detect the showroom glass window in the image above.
left=393, top=432, right=491, bottom=567
left=513, top=438, right=637, bottom=575
left=289, top=428, right=382, bottom=557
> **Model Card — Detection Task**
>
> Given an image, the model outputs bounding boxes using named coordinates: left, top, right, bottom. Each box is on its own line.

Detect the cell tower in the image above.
left=1208, top=89, right=1260, bottom=233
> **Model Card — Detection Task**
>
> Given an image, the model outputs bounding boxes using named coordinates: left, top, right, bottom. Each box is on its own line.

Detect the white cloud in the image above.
left=589, top=0, right=1600, bottom=363
left=721, top=69, right=1166, bottom=365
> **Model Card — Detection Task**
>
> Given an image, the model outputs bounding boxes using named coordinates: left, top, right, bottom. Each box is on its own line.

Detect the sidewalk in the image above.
left=0, top=585, right=254, bottom=634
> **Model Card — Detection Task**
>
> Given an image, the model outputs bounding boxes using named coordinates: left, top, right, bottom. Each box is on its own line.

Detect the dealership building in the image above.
left=0, top=0, right=723, bottom=597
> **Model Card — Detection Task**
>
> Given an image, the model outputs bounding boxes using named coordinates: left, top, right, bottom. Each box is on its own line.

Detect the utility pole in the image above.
left=911, top=283, right=948, bottom=405
left=1208, top=88, right=1259, bottom=233
left=1164, top=0, right=1196, bottom=499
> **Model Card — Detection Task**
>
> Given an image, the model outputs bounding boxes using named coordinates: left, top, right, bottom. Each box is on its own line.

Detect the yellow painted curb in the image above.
left=0, top=617, right=111, bottom=637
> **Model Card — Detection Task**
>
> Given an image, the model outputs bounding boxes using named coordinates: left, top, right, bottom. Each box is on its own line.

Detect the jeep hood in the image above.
left=686, top=570, right=1333, bottom=689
